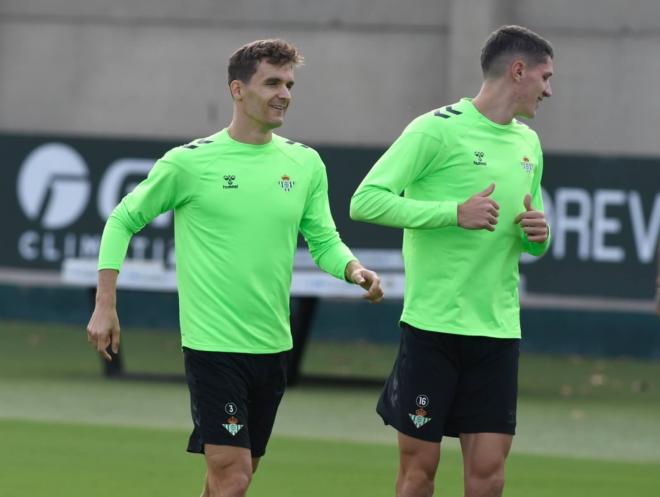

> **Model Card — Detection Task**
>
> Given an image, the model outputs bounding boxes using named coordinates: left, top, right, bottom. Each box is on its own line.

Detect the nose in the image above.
left=544, top=82, right=552, bottom=98
left=278, top=85, right=291, bottom=100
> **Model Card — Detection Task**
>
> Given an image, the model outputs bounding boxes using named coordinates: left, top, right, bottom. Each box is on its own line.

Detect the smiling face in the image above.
left=513, top=56, right=554, bottom=119
left=232, top=60, right=295, bottom=132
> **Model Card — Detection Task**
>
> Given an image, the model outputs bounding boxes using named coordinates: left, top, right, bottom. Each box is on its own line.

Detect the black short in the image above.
left=377, top=323, right=519, bottom=442
left=183, top=347, right=287, bottom=458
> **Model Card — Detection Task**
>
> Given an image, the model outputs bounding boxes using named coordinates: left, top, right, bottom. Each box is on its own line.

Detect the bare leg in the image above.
left=396, top=432, right=440, bottom=497
left=200, top=472, right=210, bottom=497
left=460, top=433, right=512, bottom=497
left=202, top=444, right=254, bottom=497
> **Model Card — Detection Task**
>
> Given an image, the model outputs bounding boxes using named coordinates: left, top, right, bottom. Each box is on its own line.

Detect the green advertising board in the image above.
left=1, top=133, right=658, bottom=301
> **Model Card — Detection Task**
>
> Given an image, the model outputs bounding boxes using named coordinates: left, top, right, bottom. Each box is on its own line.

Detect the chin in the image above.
left=272, top=113, right=286, bottom=124
left=520, top=108, right=536, bottom=119
left=264, top=119, right=283, bottom=131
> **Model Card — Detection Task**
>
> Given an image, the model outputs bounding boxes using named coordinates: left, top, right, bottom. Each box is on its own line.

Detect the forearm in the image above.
left=88, top=268, right=121, bottom=361
left=350, top=186, right=457, bottom=229
left=95, top=269, right=118, bottom=307
left=311, top=239, right=356, bottom=281
left=301, top=167, right=358, bottom=281
left=97, top=209, right=135, bottom=271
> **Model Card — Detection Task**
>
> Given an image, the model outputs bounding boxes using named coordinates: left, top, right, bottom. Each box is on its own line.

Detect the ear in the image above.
left=510, top=59, right=525, bottom=83
left=229, top=80, right=243, bottom=101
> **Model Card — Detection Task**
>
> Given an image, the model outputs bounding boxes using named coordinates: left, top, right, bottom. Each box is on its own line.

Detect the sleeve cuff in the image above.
left=437, top=200, right=458, bottom=227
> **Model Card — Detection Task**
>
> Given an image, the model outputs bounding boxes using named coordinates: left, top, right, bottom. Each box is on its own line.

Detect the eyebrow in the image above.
left=264, top=77, right=295, bottom=86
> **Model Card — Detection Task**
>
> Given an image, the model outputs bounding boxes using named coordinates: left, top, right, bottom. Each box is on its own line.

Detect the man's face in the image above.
left=236, top=60, right=295, bottom=130
left=514, top=56, right=553, bottom=119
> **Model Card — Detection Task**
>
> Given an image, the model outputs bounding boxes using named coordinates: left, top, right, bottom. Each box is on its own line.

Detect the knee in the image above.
left=207, top=468, right=252, bottom=497
left=492, top=474, right=506, bottom=494
left=484, top=473, right=505, bottom=495
left=465, top=468, right=505, bottom=497
left=399, top=467, right=435, bottom=497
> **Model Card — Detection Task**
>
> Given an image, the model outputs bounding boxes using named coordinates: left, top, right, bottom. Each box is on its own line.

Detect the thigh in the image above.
left=398, top=431, right=441, bottom=478
left=377, top=324, right=460, bottom=442
left=459, top=432, right=512, bottom=478
left=205, top=443, right=253, bottom=476
left=204, top=444, right=254, bottom=494
left=446, top=338, right=519, bottom=437
left=247, top=352, right=287, bottom=458
left=184, top=348, right=252, bottom=454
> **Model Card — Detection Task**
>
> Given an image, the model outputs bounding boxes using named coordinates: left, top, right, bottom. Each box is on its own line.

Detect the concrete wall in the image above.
left=1, top=0, right=659, bottom=156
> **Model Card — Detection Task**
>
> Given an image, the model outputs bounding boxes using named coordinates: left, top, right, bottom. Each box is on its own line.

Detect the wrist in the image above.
left=95, top=292, right=116, bottom=307
left=455, top=202, right=464, bottom=228
left=344, top=259, right=362, bottom=281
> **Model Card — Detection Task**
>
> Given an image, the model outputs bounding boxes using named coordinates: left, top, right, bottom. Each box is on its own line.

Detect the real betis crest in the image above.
left=409, top=394, right=431, bottom=429
left=222, top=416, right=244, bottom=436
left=521, top=156, right=534, bottom=174
left=409, top=407, right=432, bottom=429
left=278, top=175, right=294, bottom=192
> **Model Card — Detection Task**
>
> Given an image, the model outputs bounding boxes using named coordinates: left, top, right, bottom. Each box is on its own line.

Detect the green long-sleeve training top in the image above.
left=99, top=130, right=355, bottom=353
left=351, top=98, right=550, bottom=338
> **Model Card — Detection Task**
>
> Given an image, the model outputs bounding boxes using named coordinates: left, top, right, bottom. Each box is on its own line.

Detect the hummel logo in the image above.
left=223, top=174, right=238, bottom=189
left=473, top=151, right=487, bottom=166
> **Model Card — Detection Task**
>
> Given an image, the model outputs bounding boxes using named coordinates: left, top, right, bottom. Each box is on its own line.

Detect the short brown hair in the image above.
left=227, top=39, right=304, bottom=84
left=481, top=25, right=553, bottom=78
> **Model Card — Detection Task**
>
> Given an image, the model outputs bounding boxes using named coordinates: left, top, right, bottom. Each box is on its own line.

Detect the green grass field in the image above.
left=1, top=321, right=659, bottom=496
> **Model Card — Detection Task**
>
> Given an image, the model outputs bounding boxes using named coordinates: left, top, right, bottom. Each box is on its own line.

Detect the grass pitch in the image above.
left=1, top=420, right=658, bottom=497
left=1, top=321, right=659, bottom=496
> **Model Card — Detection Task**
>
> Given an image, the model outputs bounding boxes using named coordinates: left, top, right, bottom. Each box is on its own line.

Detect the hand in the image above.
left=86, top=303, right=121, bottom=361
left=345, top=261, right=384, bottom=303
left=457, top=183, right=499, bottom=231
left=514, top=194, right=548, bottom=243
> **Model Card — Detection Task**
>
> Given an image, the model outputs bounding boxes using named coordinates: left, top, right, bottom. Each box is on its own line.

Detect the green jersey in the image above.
left=351, top=98, right=550, bottom=338
left=99, top=129, right=355, bottom=353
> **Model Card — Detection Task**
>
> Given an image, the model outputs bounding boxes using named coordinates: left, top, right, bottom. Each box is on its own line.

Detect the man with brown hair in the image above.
left=87, top=39, right=383, bottom=497
left=351, top=26, right=554, bottom=497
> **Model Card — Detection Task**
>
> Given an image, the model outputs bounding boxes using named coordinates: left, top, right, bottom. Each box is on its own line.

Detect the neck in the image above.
left=227, top=116, right=273, bottom=145
left=471, top=79, right=517, bottom=125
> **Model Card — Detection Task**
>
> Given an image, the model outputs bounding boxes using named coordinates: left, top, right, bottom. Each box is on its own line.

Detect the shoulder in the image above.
left=272, top=134, right=324, bottom=168
left=403, top=101, right=467, bottom=138
left=511, top=119, right=542, bottom=150
left=161, top=131, right=225, bottom=167
left=511, top=119, right=540, bottom=140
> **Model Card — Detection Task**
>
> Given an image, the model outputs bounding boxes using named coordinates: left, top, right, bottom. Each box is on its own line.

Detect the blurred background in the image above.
left=1, top=1, right=659, bottom=496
